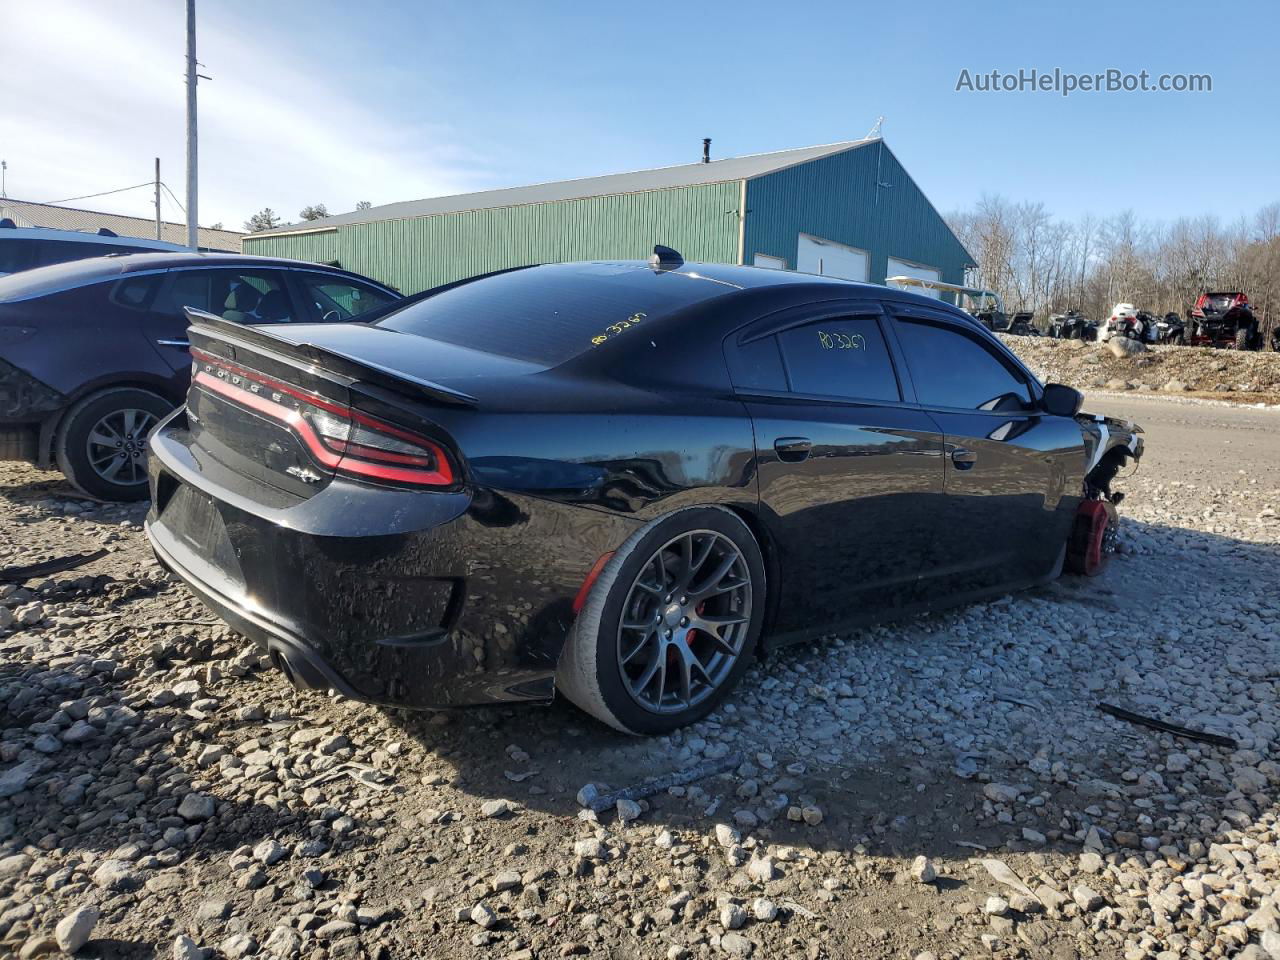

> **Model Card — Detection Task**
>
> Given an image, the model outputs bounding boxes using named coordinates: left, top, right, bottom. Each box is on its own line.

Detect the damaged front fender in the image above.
left=1077, top=412, right=1143, bottom=497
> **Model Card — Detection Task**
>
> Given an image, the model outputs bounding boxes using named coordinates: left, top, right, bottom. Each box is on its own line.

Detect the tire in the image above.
left=1235, top=328, right=1251, bottom=351
left=556, top=506, right=766, bottom=735
left=55, top=387, right=173, bottom=501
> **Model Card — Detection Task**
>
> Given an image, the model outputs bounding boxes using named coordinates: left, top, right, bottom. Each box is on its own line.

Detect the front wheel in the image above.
left=556, top=507, right=766, bottom=734
left=55, top=387, right=173, bottom=501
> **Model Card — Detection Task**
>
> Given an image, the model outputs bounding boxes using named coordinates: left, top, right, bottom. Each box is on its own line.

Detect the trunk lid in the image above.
left=185, top=311, right=471, bottom=498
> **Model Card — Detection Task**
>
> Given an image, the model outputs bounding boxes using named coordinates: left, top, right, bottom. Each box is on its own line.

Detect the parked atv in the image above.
left=1007, top=311, right=1040, bottom=335
left=1099, top=303, right=1140, bottom=342
left=1186, top=292, right=1261, bottom=350
left=1155, top=312, right=1187, bottom=344
left=974, top=307, right=1009, bottom=332
left=1048, top=311, right=1098, bottom=341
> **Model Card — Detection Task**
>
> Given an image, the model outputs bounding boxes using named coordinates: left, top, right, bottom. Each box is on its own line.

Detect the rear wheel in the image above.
left=556, top=507, right=765, bottom=734
left=1235, top=328, right=1251, bottom=351
left=55, top=387, right=172, bottom=501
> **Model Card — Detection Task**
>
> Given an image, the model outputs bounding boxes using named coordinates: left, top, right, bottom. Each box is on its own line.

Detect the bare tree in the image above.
left=948, top=195, right=1279, bottom=333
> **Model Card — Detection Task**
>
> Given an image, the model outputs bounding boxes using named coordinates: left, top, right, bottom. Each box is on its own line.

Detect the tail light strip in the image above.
left=190, top=348, right=454, bottom=487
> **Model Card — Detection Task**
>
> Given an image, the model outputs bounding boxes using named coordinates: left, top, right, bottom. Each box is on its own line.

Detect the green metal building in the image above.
left=243, top=139, right=974, bottom=297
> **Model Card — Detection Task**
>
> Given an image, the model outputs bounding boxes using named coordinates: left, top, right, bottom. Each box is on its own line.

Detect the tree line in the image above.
left=946, top=197, right=1280, bottom=334
left=243, top=201, right=372, bottom=233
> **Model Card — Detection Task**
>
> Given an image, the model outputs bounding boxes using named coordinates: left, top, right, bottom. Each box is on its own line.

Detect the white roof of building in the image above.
left=0, top=198, right=244, bottom=251
left=255, top=139, right=876, bottom=237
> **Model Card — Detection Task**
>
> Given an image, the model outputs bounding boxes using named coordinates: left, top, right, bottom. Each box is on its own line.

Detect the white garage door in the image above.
left=886, top=257, right=942, bottom=298
left=796, top=234, right=869, bottom=282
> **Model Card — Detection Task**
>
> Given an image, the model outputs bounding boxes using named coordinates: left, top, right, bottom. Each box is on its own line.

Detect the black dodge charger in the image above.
left=145, top=251, right=1143, bottom=734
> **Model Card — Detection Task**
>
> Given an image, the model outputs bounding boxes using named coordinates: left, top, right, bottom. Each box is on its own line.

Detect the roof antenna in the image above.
left=649, top=244, right=684, bottom=272
left=702, top=138, right=711, bottom=164
left=865, top=116, right=884, bottom=140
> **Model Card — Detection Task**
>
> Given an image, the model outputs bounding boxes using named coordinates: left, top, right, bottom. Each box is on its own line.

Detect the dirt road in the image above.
left=1085, top=392, right=1280, bottom=487
left=0, top=394, right=1276, bottom=960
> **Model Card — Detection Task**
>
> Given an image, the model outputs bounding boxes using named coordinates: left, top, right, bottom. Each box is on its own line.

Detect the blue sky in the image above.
left=7, top=0, right=1277, bottom=230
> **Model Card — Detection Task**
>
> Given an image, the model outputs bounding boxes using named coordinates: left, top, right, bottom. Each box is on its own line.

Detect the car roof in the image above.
left=0, top=225, right=187, bottom=250
left=0, top=251, right=399, bottom=303
left=548, top=259, right=971, bottom=314
left=102, top=250, right=392, bottom=281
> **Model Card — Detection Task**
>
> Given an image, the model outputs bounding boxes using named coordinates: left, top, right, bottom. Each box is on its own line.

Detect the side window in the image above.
left=895, top=319, right=1031, bottom=410
left=725, top=335, right=787, bottom=392
left=107, top=275, right=162, bottom=311
left=156, top=270, right=218, bottom=316
left=298, top=274, right=396, bottom=321
left=217, top=270, right=295, bottom=324
left=776, top=315, right=901, bottom=402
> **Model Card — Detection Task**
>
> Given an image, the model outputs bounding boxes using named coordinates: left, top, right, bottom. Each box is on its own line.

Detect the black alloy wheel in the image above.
left=615, top=529, right=752, bottom=715
left=556, top=507, right=766, bottom=734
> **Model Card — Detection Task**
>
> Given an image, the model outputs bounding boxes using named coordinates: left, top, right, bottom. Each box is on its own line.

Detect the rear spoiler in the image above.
left=183, top=308, right=477, bottom=407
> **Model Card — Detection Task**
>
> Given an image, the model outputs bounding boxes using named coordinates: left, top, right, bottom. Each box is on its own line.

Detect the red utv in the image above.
left=1186, top=292, right=1261, bottom=350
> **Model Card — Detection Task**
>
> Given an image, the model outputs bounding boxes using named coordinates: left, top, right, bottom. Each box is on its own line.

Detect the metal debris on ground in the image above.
left=1099, top=702, right=1238, bottom=749
left=585, top=752, right=744, bottom=814
left=0, top=548, right=108, bottom=582
left=302, top=761, right=395, bottom=792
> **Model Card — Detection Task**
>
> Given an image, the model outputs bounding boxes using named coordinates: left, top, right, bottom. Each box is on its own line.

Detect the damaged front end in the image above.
left=1067, top=413, right=1144, bottom=575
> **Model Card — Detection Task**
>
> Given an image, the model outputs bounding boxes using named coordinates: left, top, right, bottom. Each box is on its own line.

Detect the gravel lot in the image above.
left=0, top=394, right=1276, bottom=960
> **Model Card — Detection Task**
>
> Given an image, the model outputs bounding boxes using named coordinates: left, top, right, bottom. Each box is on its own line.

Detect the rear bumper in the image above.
left=145, top=421, right=554, bottom=709
left=148, top=523, right=364, bottom=699
left=145, top=414, right=636, bottom=709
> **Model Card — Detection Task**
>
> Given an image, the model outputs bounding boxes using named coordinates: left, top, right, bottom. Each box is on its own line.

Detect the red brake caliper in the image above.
left=1067, top=500, right=1109, bottom=577
left=686, top=601, right=706, bottom=646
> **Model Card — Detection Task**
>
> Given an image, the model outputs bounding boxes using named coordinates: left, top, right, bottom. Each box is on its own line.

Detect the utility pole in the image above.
left=185, top=0, right=198, bottom=250
left=154, top=158, right=162, bottom=241
left=1, top=160, right=7, bottom=198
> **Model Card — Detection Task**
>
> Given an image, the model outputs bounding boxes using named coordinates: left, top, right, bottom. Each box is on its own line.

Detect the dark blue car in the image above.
left=0, top=253, right=399, bottom=499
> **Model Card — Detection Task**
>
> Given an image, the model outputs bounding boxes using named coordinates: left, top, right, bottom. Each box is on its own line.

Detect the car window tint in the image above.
left=896, top=319, right=1031, bottom=410
left=299, top=275, right=396, bottom=321
left=107, top=275, right=162, bottom=311
left=776, top=315, right=900, bottom=401
left=377, top=263, right=729, bottom=366
left=726, top=335, right=787, bottom=391
left=157, top=270, right=218, bottom=316
left=156, top=269, right=295, bottom=323
left=226, top=272, right=294, bottom=323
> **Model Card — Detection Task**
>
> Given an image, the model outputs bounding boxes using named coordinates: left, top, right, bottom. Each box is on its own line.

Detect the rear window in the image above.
left=376, top=263, right=731, bottom=366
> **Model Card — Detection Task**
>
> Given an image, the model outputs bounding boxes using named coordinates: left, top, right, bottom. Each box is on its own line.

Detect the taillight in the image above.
left=190, top=348, right=454, bottom=488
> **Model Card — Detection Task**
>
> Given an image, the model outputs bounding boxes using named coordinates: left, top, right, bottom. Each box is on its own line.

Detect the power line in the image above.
left=38, top=182, right=154, bottom=206
left=159, top=181, right=186, bottom=215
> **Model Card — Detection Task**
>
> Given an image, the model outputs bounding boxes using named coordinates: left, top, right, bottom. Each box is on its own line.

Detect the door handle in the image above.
left=950, top=447, right=978, bottom=469
left=774, top=437, right=812, bottom=462
left=156, top=339, right=190, bottom=349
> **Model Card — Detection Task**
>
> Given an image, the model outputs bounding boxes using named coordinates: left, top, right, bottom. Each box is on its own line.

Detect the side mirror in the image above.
left=1041, top=382, right=1083, bottom=417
